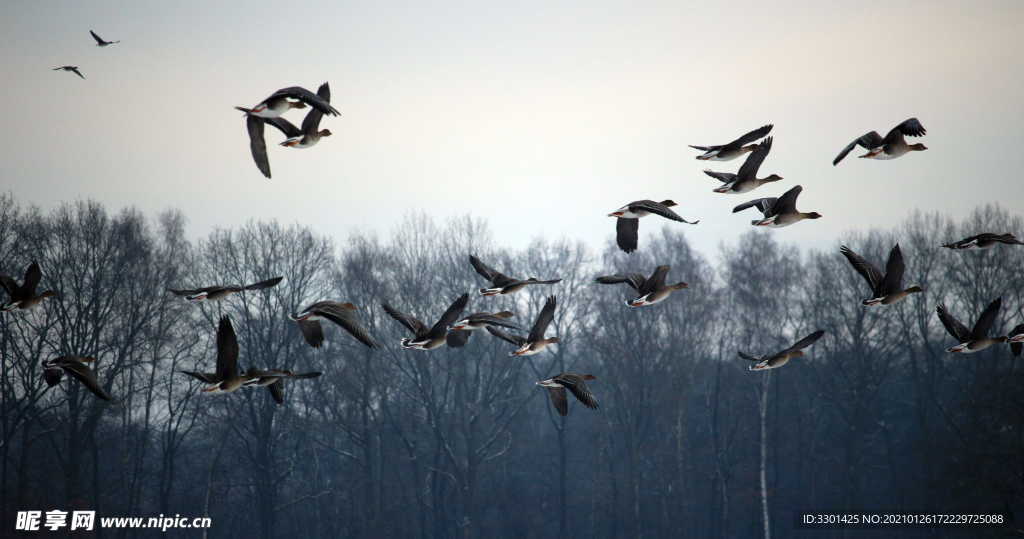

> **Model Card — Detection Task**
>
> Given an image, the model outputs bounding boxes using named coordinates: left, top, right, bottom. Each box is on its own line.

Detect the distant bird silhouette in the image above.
left=690, top=124, right=773, bottom=161
left=89, top=30, right=120, bottom=47
left=833, top=118, right=926, bottom=165
left=53, top=66, right=85, bottom=79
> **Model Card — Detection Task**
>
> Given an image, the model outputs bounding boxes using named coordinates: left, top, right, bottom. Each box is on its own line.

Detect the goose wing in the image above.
left=469, top=255, right=515, bottom=287
left=703, top=170, right=736, bottom=183
left=266, top=86, right=340, bottom=116
left=595, top=273, right=645, bottom=292
left=971, top=297, right=1002, bottom=339
left=485, top=326, right=526, bottom=346
left=22, top=262, right=41, bottom=296
left=840, top=246, right=884, bottom=297
left=300, top=82, right=331, bottom=134
left=428, top=293, right=470, bottom=339
left=833, top=131, right=884, bottom=165
left=736, top=136, right=772, bottom=180
left=880, top=244, right=906, bottom=295
left=724, top=124, right=773, bottom=149
left=382, top=303, right=428, bottom=338
left=732, top=197, right=777, bottom=217
left=59, top=359, right=112, bottom=401
left=936, top=305, right=972, bottom=343
left=615, top=218, right=639, bottom=253
left=782, top=330, right=825, bottom=354
left=313, top=302, right=379, bottom=348
left=215, top=316, right=239, bottom=380
left=639, top=265, right=670, bottom=296
left=246, top=115, right=272, bottom=178
left=556, top=374, right=599, bottom=410
left=528, top=296, right=557, bottom=343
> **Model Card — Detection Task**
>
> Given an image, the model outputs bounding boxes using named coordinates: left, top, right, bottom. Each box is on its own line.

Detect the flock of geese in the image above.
left=33, top=32, right=1024, bottom=417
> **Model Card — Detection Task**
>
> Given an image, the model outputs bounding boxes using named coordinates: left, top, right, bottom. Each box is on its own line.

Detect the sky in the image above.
left=1, top=0, right=1022, bottom=260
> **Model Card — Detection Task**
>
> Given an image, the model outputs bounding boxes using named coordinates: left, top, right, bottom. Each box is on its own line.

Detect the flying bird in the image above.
left=242, top=369, right=322, bottom=405
left=942, top=233, right=1024, bottom=250
left=89, top=30, right=120, bottom=47
left=242, top=83, right=336, bottom=178
left=595, top=264, right=688, bottom=307
left=53, top=66, right=85, bottom=79
left=690, top=124, right=773, bottom=161
left=42, top=356, right=112, bottom=401
left=703, top=136, right=783, bottom=194
left=1, top=261, right=58, bottom=312
left=167, top=276, right=282, bottom=302
left=290, top=301, right=378, bottom=349
left=733, top=185, right=821, bottom=228
left=382, top=293, right=469, bottom=350
left=937, top=298, right=1008, bottom=354
left=191, top=316, right=255, bottom=394
left=840, top=244, right=923, bottom=306
left=468, top=255, right=561, bottom=296
left=739, top=330, right=825, bottom=371
left=608, top=200, right=699, bottom=253
left=537, top=373, right=599, bottom=416
left=446, top=310, right=520, bottom=348
left=486, top=295, right=559, bottom=356
left=832, top=118, right=927, bottom=165
left=235, top=84, right=340, bottom=120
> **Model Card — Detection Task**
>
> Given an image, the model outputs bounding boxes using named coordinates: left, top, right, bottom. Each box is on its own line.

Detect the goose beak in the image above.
left=608, top=211, right=623, bottom=217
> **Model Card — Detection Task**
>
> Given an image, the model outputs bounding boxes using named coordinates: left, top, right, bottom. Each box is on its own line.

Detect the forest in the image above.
left=0, top=192, right=1021, bottom=538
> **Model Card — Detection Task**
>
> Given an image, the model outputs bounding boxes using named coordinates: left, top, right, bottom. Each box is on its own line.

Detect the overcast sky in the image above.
left=2, top=0, right=1022, bottom=259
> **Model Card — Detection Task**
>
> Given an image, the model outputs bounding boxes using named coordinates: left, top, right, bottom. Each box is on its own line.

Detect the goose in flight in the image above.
left=832, top=118, right=926, bottom=165
left=468, top=255, right=561, bottom=296
left=733, top=185, right=821, bottom=227
left=937, top=298, right=1008, bottom=354
left=382, top=293, right=469, bottom=350
left=690, top=124, right=773, bottom=161
left=703, top=136, right=783, bottom=194
left=42, top=356, right=113, bottom=401
left=235, top=84, right=340, bottom=119
left=739, top=330, right=825, bottom=371
left=942, top=233, right=1024, bottom=250
left=89, top=30, right=120, bottom=46
left=840, top=243, right=923, bottom=306
left=486, top=295, right=559, bottom=356
left=608, top=200, right=698, bottom=253
left=595, top=264, right=688, bottom=307
left=537, top=373, right=599, bottom=416
left=53, top=66, right=85, bottom=79
left=446, top=310, right=520, bottom=348
left=290, top=301, right=378, bottom=349
left=242, top=83, right=335, bottom=178
left=168, top=276, right=282, bottom=302
left=1, top=261, right=58, bottom=312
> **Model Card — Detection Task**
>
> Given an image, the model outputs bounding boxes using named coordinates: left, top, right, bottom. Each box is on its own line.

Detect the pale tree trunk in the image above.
left=758, top=371, right=771, bottom=539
